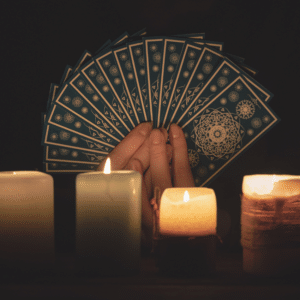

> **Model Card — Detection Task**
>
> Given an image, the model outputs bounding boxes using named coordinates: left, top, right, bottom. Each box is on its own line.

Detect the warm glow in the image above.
left=104, top=157, right=111, bottom=174
left=243, top=174, right=300, bottom=198
left=159, top=188, right=217, bottom=236
left=13, top=172, right=16, bottom=175
left=183, top=190, right=189, bottom=202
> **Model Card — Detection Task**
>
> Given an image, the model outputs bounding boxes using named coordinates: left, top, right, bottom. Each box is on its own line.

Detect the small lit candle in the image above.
left=159, top=188, right=217, bottom=236
left=0, top=171, right=54, bottom=275
left=76, top=158, right=142, bottom=275
left=241, top=174, right=300, bottom=275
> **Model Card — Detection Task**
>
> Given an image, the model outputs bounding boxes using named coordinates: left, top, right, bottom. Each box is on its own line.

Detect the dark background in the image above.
left=1, top=0, right=299, bottom=253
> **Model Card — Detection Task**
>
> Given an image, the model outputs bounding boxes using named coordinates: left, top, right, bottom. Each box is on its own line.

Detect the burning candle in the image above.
left=76, top=158, right=142, bottom=275
left=241, top=174, right=300, bottom=275
left=0, top=171, right=54, bottom=275
left=159, top=188, right=217, bottom=236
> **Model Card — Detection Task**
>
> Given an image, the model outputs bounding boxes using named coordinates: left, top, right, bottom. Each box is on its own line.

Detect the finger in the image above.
left=169, top=123, right=195, bottom=187
left=159, top=127, right=168, bottom=143
left=97, top=122, right=152, bottom=171
left=166, top=144, right=172, bottom=164
left=150, top=129, right=172, bottom=196
left=126, top=158, right=153, bottom=231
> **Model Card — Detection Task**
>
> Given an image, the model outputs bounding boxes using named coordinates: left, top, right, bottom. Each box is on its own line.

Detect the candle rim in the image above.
left=0, top=171, right=51, bottom=178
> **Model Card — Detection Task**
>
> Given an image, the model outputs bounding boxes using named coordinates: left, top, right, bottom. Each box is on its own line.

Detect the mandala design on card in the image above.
left=217, top=76, right=228, bottom=87
left=247, top=129, right=254, bottom=136
left=236, top=100, right=255, bottom=119
left=103, top=59, right=111, bottom=68
left=134, top=47, right=142, bottom=56
left=114, top=78, right=121, bottom=85
left=109, top=65, right=119, bottom=76
left=96, top=74, right=105, bottom=84
left=54, top=114, right=62, bottom=122
left=210, top=85, right=217, bottom=92
left=228, top=91, right=239, bottom=102
left=139, top=69, right=145, bottom=76
left=81, top=107, right=88, bottom=114
left=50, top=133, right=58, bottom=141
left=51, top=163, right=57, bottom=168
left=188, top=50, right=196, bottom=58
left=72, top=97, right=83, bottom=107
left=128, top=73, right=134, bottom=80
left=262, top=115, right=271, bottom=123
left=205, top=54, right=212, bottom=62
left=60, top=131, right=70, bottom=140
left=88, top=69, right=97, bottom=77
left=222, top=67, right=230, bottom=76
left=167, top=65, right=174, bottom=72
left=77, top=79, right=85, bottom=88
left=59, top=148, right=70, bottom=156
left=64, top=113, right=74, bottom=123
left=102, top=85, right=109, bottom=92
left=85, top=84, right=94, bottom=94
left=202, top=63, right=213, bottom=74
left=71, top=151, right=78, bottom=158
left=125, top=60, right=132, bottom=71
left=152, top=65, right=159, bottom=72
left=63, top=96, right=71, bottom=103
left=208, top=163, right=215, bottom=170
left=120, top=53, right=127, bottom=61
left=50, top=149, right=58, bottom=157
left=138, top=56, right=145, bottom=66
left=150, top=44, right=158, bottom=52
left=197, top=73, right=204, bottom=80
left=188, top=149, right=200, bottom=168
left=187, top=60, right=195, bottom=70
left=197, top=166, right=208, bottom=177
left=153, top=52, right=162, bottom=63
left=183, top=71, right=189, bottom=78
left=170, top=53, right=180, bottom=64
left=235, top=83, right=243, bottom=91
left=168, top=44, right=176, bottom=52
left=74, top=121, right=81, bottom=128
left=251, top=117, right=262, bottom=128
left=92, top=94, right=99, bottom=102
left=71, top=136, right=78, bottom=143
left=220, top=97, right=227, bottom=105
left=191, top=107, right=244, bottom=161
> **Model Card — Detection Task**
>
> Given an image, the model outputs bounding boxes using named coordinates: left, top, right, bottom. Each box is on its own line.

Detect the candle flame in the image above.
left=183, top=190, right=189, bottom=202
left=104, top=157, right=111, bottom=174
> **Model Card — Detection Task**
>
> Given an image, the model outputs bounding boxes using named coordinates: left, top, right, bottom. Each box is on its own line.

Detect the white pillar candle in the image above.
left=0, top=171, right=54, bottom=273
left=76, top=158, right=142, bottom=275
left=241, top=174, right=300, bottom=275
left=159, top=188, right=217, bottom=236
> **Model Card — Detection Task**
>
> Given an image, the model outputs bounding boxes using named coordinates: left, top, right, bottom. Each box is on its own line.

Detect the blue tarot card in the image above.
left=93, top=49, right=139, bottom=128
left=60, top=65, right=73, bottom=86
left=71, top=50, right=93, bottom=75
left=44, top=162, right=98, bottom=173
left=179, top=74, right=279, bottom=187
left=131, top=28, right=147, bottom=36
left=113, top=45, right=146, bottom=123
left=143, top=37, right=165, bottom=127
left=193, top=39, right=224, bottom=51
left=127, top=40, right=150, bottom=121
left=44, top=145, right=107, bottom=165
left=175, top=33, right=205, bottom=39
left=46, top=83, right=60, bottom=111
left=158, top=37, right=186, bottom=128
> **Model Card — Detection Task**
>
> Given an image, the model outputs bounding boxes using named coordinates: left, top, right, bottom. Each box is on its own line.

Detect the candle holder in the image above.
left=150, top=187, right=216, bottom=277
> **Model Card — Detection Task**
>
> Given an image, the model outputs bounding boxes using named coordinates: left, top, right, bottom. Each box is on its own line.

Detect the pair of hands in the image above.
left=97, top=122, right=195, bottom=246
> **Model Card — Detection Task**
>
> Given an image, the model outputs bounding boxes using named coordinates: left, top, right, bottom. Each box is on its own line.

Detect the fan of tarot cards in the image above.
left=41, top=29, right=279, bottom=187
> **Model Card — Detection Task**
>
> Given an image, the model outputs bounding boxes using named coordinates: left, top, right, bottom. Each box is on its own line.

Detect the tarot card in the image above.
left=93, top=49, right=139, bottom=128
left=46, top=83, right=60, bottom=111
left=44, top=145, right=107, bottom=165
left=158, top=37, right=187, bottom=128
left=60, top=65, right=73, bottom=86
left=71, top=50, right=93, bottom=75
left=44, top=162, right=98, bottom=173
left=113, top=45, right=146, bottom=123
left=43, top=121, right=115, bottom=154
left=175, top=33, right=205, bottom=39
left=95, top=39, right=112, bottom=54
left=131, top=28, right=147, bottom=36
left=193, top=39, right=223, bottom=51
left=128, top=40, right=150, bottom=121
left=179, top=74, right=279, bottom=187
left=143, top=37, right=165, bottom=127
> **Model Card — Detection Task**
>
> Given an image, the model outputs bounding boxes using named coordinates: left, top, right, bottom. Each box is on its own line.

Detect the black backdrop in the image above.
left=1, top=0, right=299, bottom=253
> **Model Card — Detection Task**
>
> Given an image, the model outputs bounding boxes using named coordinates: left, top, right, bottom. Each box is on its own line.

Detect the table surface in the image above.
left=1, top=251, right=300, bottom=300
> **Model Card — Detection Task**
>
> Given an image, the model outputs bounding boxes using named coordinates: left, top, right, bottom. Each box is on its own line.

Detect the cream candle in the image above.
left=241, top=174, right=300, bottom=275
left=159, top=188, right=217, bottom=236
left=0, top=171, right=54, bottom=275
left=76, top=158, right=142, bottom=275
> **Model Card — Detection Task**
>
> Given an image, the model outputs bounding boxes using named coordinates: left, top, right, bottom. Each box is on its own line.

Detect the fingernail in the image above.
left=139, top=122, right=152, bottom=136
left=151, top=129, right=163, bottom=145
left=170, top=123, right=181, bottom=139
